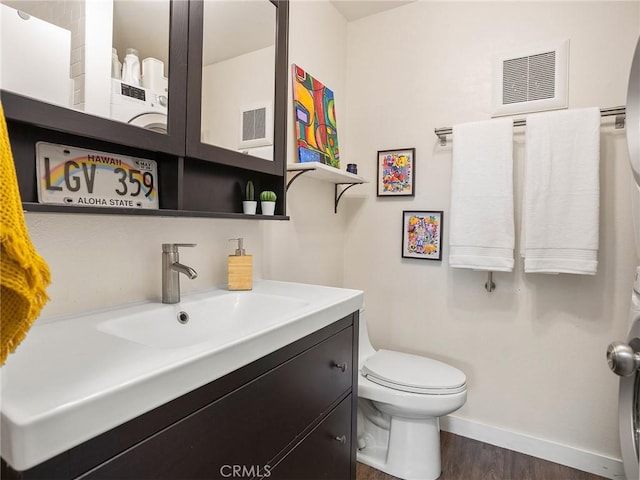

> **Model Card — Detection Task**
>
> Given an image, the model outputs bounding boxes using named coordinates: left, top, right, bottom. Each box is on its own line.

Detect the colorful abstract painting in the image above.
left=402, top=211, right=443, bottom=260
left=377, top=148, right=415, bottom=196
left=292, top=65, right=340, bottom=168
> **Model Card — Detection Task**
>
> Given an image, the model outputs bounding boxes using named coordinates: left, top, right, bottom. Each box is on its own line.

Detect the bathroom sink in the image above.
left=1, top=280, right=363, bottom=472
left=97, top=292, right=308, bottom=349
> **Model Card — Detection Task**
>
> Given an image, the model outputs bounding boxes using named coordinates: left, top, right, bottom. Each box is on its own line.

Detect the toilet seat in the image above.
left=362, top=349, right=467, bottom=395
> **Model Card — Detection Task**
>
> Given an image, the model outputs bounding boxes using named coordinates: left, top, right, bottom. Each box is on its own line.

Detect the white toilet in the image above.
left=357, top=311, right=467, bottom=480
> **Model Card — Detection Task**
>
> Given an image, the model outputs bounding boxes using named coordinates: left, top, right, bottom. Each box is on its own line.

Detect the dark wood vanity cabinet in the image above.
left=1, top=0, right=289, bottom=218
left=1, top=313, right=359, bottom=480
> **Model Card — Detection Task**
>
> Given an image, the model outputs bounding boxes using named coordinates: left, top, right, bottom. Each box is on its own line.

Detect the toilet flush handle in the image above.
left=332, top=361, right=347, bottom=372
left=333, top=435, right=346, bottom=444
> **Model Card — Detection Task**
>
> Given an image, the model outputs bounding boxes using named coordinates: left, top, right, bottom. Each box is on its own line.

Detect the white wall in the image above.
left=263, top=0, right=349, bottom=286
left=26, top=214, right=265, bottom=316
left=342, top=0, right=639, bottom=471
left=202, top=46, right=275, bottom=150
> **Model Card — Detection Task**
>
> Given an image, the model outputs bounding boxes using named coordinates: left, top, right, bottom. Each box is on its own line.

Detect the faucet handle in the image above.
left=162, top=243, right=197, bottom=252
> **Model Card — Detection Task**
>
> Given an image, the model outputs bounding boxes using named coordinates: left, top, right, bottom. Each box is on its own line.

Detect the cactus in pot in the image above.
left=259, top=191, right=276, bottom=202
left=245, top=180, right=255, bottom=202
left=242, top=180, right=257, bottom=214
left=260, top=190, right=277, bottom=215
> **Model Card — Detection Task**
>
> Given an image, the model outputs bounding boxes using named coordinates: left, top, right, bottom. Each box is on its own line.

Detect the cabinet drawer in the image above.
left=270, top=394, right=352, bottom=480
left=81, top=326, right=353, bottom=479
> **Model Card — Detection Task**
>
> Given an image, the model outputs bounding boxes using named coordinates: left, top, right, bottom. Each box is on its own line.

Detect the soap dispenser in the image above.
left=228, top=238, right=252, bottom=291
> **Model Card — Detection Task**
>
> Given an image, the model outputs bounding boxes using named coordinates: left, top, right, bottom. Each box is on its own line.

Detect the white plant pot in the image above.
left=261, top=201, right=276, bottom=216
left=242, top=201, right=257, bottom=215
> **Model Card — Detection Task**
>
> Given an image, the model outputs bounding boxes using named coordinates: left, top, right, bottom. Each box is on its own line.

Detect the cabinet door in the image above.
left=185, top=0, right=289, bottom=176
left=79, top=326, right=352, bottom=480
left=270, top=395, right=352, bottom=480
left=1, top=0, right=188, bottom=156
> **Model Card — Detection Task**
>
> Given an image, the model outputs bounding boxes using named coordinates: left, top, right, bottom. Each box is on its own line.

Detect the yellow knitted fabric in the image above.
left=0, top=101, right=50, bottom=365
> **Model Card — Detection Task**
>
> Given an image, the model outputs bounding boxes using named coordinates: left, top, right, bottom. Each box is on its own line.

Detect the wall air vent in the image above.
left=238, top=103, right=273, bottom=149
left=492, top=40, right=569, bottom=117
left=243, top=107, right=266, bottom=141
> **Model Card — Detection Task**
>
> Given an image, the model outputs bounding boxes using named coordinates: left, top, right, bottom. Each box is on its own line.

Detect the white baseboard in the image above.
left=440, top=416, right=626, bottom=480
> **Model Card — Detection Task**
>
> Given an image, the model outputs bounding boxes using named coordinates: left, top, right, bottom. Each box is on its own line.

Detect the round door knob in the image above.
left=606, top=341, right=640, bottom=376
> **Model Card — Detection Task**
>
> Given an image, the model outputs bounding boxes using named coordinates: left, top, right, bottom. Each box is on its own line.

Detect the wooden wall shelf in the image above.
left=286, top=162, right=368, bottom=213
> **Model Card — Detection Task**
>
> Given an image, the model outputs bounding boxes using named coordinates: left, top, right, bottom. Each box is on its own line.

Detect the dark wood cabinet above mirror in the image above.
left=1, top=0, right=289, bottom=219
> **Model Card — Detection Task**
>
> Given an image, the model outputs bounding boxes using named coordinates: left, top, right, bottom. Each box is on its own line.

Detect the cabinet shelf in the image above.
left=22, top=203, right=290, bottom=221
left=286, top=162, right=368, bottom=213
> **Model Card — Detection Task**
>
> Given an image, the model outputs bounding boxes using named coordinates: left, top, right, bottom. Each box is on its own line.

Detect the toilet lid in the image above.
left=362, top=349, right=467, bottom=394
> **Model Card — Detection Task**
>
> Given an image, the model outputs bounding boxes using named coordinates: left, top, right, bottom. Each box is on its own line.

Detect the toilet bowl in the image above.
left=357, top=311, right=467, bottom=480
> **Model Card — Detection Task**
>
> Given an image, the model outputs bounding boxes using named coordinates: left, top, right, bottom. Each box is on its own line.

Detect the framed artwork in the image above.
left=292, top=64, right=341, bottom=168
left=402, top=210, right=443, bottom=260
left=377, top=148, right=415, bottom=196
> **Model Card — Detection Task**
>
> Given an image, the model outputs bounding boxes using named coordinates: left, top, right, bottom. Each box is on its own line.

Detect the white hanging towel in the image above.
left=522, top=107, right=601, bottom=275
left=449, top=118, right=515, bottom=271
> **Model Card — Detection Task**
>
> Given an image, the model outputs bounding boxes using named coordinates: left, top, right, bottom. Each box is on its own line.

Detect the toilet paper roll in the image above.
left=142, top=57, right=165, bottom=92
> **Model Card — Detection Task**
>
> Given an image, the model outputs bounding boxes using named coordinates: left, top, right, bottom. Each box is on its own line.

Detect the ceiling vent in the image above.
left=492, top=39, right=569, bottom=117
left=238, top=103, right=273, bottom=149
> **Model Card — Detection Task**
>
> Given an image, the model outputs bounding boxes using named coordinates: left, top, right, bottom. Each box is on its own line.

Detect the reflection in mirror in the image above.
left=201, top=0, right=276, bottom=161
left=0, top=0, right=169, bottom=134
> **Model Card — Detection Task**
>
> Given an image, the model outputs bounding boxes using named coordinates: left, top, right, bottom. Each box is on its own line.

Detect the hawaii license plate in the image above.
left=36, top=142, right=159, bottom=209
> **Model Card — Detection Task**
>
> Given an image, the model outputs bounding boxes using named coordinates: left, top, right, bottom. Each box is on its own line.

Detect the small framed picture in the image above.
left=377, top=148, right=415, bottom=196
left=402, top=210, right=443, bottom=260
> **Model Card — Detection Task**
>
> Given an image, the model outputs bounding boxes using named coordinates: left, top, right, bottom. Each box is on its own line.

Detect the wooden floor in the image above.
left=356, top=432, right=606, bottom=480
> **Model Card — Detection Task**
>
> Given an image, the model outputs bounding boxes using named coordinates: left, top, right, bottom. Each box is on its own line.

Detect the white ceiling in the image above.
left=330, top=0, right=415, bottom=21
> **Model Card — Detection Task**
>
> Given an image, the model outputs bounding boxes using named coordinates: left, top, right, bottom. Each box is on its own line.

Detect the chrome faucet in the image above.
left=162, top=243, right=198, bottom=304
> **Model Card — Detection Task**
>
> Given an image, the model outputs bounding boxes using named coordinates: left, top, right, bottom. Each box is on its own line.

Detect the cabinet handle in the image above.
left=334, top=435, right=347, bottom=444
left=332, top=361, right=347, bottom=372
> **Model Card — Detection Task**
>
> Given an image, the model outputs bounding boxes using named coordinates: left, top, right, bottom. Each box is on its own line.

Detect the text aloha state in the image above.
left=77, top=197, right=137, bottom=207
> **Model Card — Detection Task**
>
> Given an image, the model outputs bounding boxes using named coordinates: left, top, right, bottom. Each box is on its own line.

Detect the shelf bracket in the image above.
left=286, top=169, right=315, bottom=191
left=335, top=183, right=359, bottom=213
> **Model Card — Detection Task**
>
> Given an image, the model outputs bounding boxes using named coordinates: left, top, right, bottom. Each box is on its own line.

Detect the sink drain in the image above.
left=177, top=311, right=190, bottom=324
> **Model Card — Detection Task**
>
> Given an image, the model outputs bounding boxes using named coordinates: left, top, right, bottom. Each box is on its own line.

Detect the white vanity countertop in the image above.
left=0, top=280, right=363, bottom=471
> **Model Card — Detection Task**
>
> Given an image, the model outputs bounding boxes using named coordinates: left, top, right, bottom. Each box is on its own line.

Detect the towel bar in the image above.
left=434, top=106, right=626, bottom=146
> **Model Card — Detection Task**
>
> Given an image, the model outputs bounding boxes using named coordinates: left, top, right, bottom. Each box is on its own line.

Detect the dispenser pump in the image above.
left=229, top=238, right=245, bottom=256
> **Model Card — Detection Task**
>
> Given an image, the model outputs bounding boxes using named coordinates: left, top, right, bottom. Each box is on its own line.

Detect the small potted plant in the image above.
left=260, top=190, right=277, bottom=216
left=242, top=180, right=257, bottom=215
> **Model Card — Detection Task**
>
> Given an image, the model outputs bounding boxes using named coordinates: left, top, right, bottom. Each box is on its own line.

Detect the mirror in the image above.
left=200, top=0, right=277, bottom=161
left=0, top=0, right=170, bottom=133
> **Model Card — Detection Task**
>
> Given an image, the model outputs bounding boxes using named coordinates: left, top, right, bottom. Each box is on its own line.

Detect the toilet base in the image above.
left=358, top=412, right=442, bottom=480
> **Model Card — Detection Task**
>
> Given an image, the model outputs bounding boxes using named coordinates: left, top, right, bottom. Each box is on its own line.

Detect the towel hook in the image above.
left=485, top=271, right=496, bottom=293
